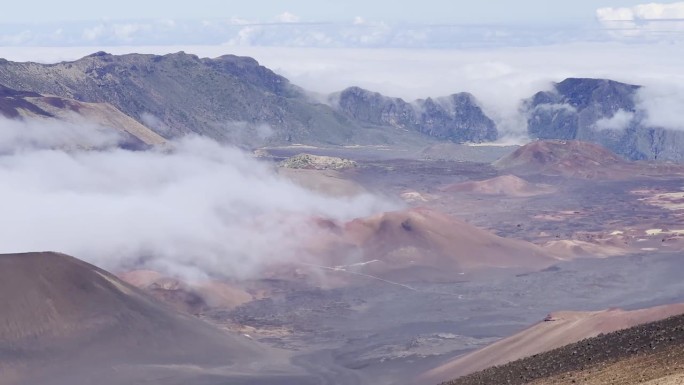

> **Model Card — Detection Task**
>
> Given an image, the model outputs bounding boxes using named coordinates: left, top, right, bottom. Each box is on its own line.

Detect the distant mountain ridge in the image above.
left=0, top=51, right=359, bottom=146
left=1, top=53, right=684, bottom=161
left=333, top=86, right=497, bottom=143
left=0, top=52, right=497, bottom=147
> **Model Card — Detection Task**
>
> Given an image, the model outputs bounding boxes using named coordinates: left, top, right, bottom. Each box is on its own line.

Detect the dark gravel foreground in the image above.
left=442, top=313, right=684, bottom=385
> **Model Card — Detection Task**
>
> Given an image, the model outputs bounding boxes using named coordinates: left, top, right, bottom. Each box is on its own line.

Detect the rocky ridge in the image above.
left=333, top=86, right=497, bottom=143
left=442, top=312, right=684, bottom=385
left=526, top=78, right=684, bottom=162
left=0, top=52, right=495, bottom=148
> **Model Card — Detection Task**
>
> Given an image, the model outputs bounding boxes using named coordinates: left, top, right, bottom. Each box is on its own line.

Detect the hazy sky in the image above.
left=2, top=0, right=664, bottom=24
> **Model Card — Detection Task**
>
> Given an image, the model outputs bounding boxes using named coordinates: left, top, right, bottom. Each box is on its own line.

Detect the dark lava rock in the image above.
left=525, top=78, right=684, bottom=162
left=443, top=312, right=684, bottom=385
left=335, top=86, right=497, bottom=143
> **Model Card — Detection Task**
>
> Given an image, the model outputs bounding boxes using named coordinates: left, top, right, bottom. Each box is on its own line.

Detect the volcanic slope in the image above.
left=423, top=303, right=684, bottom=383
left=440, top=308, right=684, bottom=385
left=310, top=208, right=557, bottom=283
left=493, top=140, right=627, bottom=178
left=0, top=84, right=165, bottom=148
left=493, top=140, right=684, bottom=179
left=0, top=252, right=312, bottom=385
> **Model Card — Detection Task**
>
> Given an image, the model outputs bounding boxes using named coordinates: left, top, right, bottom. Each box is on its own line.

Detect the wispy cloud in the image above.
left=0, top=117, right=122, bottom=153
left=635, top=83, right=684, bottom=131
left=275, top=12, right=300, bottom=23
left=82, top=24, right=105, bottom=41
left=0, top=30, right=33, bottom=45
left=594, top=109, right=635, bottom=131
left=0, top=127, right=396, bottom=280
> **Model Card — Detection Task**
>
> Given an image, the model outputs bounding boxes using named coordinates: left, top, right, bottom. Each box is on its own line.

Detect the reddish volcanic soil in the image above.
left=305, top=208, right=557, bottom=283
left=118, top=270, right=253, bottom=314
left=421, top=303, right=684, bottom=383
left=0, top=252, right=304, bottom=385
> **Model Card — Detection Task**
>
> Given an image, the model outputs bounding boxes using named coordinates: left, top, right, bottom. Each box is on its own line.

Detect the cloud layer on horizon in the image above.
left=3, top=41, right=684, bottom=138
left=596, top=2, right=684, bottom=39
left=2, top=11, right=684, bottom=49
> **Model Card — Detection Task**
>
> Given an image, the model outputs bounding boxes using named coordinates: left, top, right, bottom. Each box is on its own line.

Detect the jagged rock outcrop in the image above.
left=526, top=78, right=684, bottom=162
left=333, top=86, right=498, bottom=143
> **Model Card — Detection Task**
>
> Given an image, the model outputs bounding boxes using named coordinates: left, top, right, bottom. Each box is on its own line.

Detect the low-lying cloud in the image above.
left=140, top=112, right=174, bottom=137
left=0, top=117, right=122, bottom=152
left=594, top=109, right=635, bottom=131
left=0, top=119, right=396, bottom=280
left=635, top=84, right=684, bottom=131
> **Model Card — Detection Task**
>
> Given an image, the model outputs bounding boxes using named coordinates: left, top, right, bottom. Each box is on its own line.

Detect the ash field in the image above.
left=196, top=143, right=684, bottom=385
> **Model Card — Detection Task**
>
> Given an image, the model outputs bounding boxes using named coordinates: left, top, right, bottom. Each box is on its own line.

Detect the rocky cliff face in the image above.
left=8, top=52, right=684, bottom=160
left=0, top=52, right=362, bottom=147
left=526, top=78, right=684, bottom=162
left=0, top=52, right=500, bottom=148
left=335, top=86, right=497, bottom=143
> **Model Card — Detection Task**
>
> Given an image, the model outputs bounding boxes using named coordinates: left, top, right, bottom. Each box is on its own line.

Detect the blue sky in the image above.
left=1, top=0, right=665, bottom=24
left=1, top=1, right=683, bottom=47
left=4, top=1, right=683, bottom=79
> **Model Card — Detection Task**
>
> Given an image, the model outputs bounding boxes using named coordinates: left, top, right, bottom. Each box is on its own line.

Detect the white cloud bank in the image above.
left=597, top=2, right=684, bottom=21
left=0, top=119, right=396, bottom=280
left=0, top=117, right=122, bottom=152
left=635, top=84, right=684, bottom=131
left=594, top=109, right=635, bottom=131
